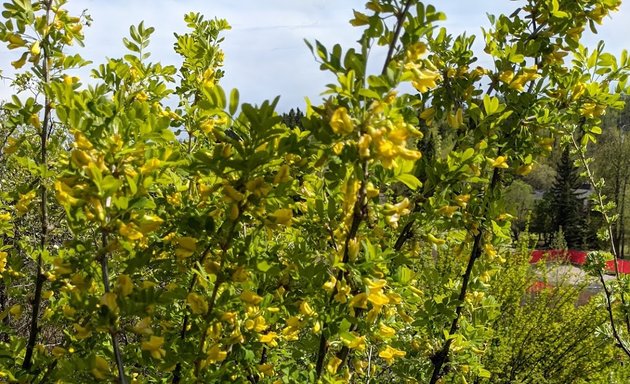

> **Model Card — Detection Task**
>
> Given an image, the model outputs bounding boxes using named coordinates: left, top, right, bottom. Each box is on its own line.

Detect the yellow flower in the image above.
left=257, top=363, right=275, bottom=377
left=187, top=292, right=209, bottom=314
left=74, top=323, right=92, bottom=339
left=175, top=236, right=197, bottom=258
left=271, top=208, right=293, bottom=226
left=378, top=323, right=396, bottom=339
left=100, top=292, right=119, bottom=313
left=119, top=222, right=143, bottom=241
left=0, top=251, right=7, bottom=273
left=349, top=292, right=368, bottom=309
left=246, top=177, right=271, bottom=197
left=273, top=164, right=291, bottom=184
left=330, top=107, right=354, bottom=135
left=231, top=267, right=249, bottom=282
left=117, top=274, right=134, bottom=297
left=223, top=185, right=245, bottom=202
left=341, top=332, right=367, bottom=351
left=437, top=205, right=459, bottom=218
left=207, top=344, right=228, bottom=363
left=138, top=214, right=163, bottom=234
left=15, top=190, right=36, bottom=215
left=491, top=156, right=509, bottom=169
left=91, top=355, right=110, bottom=379
left=51, top=346, right=66, bottom=358
left=379, top=345, right=406, bottom=364
left=299, top=301, right=316, bottom=317
left=411, top=69, right=440, bottom=93
left=327, top=356, right=343, bottom=374
left=133, top=317, right=153, bottom=336
left=499, top=70, right=514, bottom=84
left=259, top=332, right=278, bottom=347
left=141, top=336, right=166, bottom=359
left=240, top=290, right=263, bottom=306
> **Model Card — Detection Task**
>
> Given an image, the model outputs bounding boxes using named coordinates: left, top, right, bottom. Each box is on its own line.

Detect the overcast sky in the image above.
left=1, top=1, right=629, bottom=111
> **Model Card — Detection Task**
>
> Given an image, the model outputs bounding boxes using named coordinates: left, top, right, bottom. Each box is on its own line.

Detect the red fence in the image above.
left=529, top=249, right=630, bottom=274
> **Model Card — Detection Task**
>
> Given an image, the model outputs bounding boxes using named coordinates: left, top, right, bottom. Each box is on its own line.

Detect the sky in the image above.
left=1, top=1, right=629, bottom=112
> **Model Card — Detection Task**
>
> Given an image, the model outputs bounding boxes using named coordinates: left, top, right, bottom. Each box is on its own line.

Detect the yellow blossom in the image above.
left=133, top=317, right=153, bottom=336
left=379, top=345, right=406, bottom=364
left=274, top=164, right=291, bottom=184
left=15, top=190, right=36, bottom=215
left=378, top=323, right=396, bottom=339
left=259, top=332, right=278, bottom=347
left=327, top=357, right=343, bottom=374
left=299, top=301, right=316, bottom=317
left=51, top=346, right=66, bottom=358
left=349, top=292, right=368, bottom=309
left=206, top=343, right=228, bottom=363
left=270, top=208, right=293, bottom=226
left=141, top=336, right=166, bottom=359
left=175, top=236, right=197, bottom=258
left=187, top=292, right=209, bottom=314
left=0, top=251, right=7, bottom=274
left=100, top=292, right=119, bottom=313
left=91, top=355, right=110, bottom=379
left=240, top=290, right=263, bottom=306
left=257, top=363, right=275, bottom=377
left=119, top=222, right=143, bottom=241
left=74, top=323, right=92, bottom=339
left=411, top=68, right=441, bottom=93
left=491, top=156, right=509, bottom=169
left=117, top=274, right=134, bottom=297
left=330, top=107, right=354, bottom=135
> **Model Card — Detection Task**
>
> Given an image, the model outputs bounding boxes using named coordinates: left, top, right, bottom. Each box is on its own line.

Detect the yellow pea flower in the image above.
left=437, top=205, right=459, bottom=218
left=349, top=292, right=368, bottom=309
left=327, top=357, right=343, bottom=374
left=412, top=68, right=441, bottom=93
left=0, top=251, right=7, bottom=274
left=91, top=355, right=110, bottom=379
left=257, top=363, right=275, bottom=377
left=119, top=222, right=143, bottom=241
left=240, top=290, right=263, bottom=306
left=491, top=156, right=509, bottom=169
left=330, top=107, right=354, bottom=135
left=378, top=323, right=396, bottom=339
left=207, top=344, right=228, bottom=363
left=271, top=208, right=293, bottom=226
left=51, top=346, right=66, bottom=358
left=259, top=332, right=278, bottom=347
left=223, top=185, right=245, bottom=202
left=117, top=275, right=134, bottom=297
left=141, top=336, right=166, bottom=359
left=274, top=164, right=291, bottom=184
left=74, top=323, right=92, bottom=339
left=100, top=292, right=119, bottom=313
left=187, top=292, right=209, bottom=314
left=175, top=236, right=197, bottom=258
left=15, top=190, right=36, bottom=215
left=379, top=345, right=406, bottom=364
left=133, top=317, right=153, bottom=336
left=299, top=301, right=316, bottom=317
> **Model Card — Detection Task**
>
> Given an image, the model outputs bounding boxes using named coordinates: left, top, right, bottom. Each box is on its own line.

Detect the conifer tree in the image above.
left=549, top=147, right=586, bottom=248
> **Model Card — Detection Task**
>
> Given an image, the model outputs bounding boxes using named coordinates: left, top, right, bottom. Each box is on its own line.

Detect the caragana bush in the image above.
left=1, top=0, right=629, bottom=383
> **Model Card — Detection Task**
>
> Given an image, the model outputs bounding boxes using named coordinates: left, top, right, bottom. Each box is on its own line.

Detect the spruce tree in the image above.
left=549, top=147, right=586, bottom=248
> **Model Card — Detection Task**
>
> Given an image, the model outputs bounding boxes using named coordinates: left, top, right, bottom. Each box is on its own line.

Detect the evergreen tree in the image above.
left=280, top=108, right=304, bottom=129
left=549, top=147, right=586, bottom=248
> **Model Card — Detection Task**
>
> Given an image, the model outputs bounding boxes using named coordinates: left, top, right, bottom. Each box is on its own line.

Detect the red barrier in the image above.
left=530, top=250, right=630, bottom=274
left=530, top=249, right=587, bottom=265
left=605, top=259, right=630, bottom=274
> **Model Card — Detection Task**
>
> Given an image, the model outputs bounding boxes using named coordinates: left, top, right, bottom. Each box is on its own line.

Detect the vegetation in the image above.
left=1, top=0, right=630, bottom=383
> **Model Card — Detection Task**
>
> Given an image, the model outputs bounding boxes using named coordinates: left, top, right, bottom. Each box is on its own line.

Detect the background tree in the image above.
left=549, top=147, right=587, bottom=249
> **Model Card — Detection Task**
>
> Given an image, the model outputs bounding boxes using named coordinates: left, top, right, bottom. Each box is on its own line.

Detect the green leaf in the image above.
left=229, top=88, right=239, bottom=115
left=396, top=174, right=422, bottom=190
